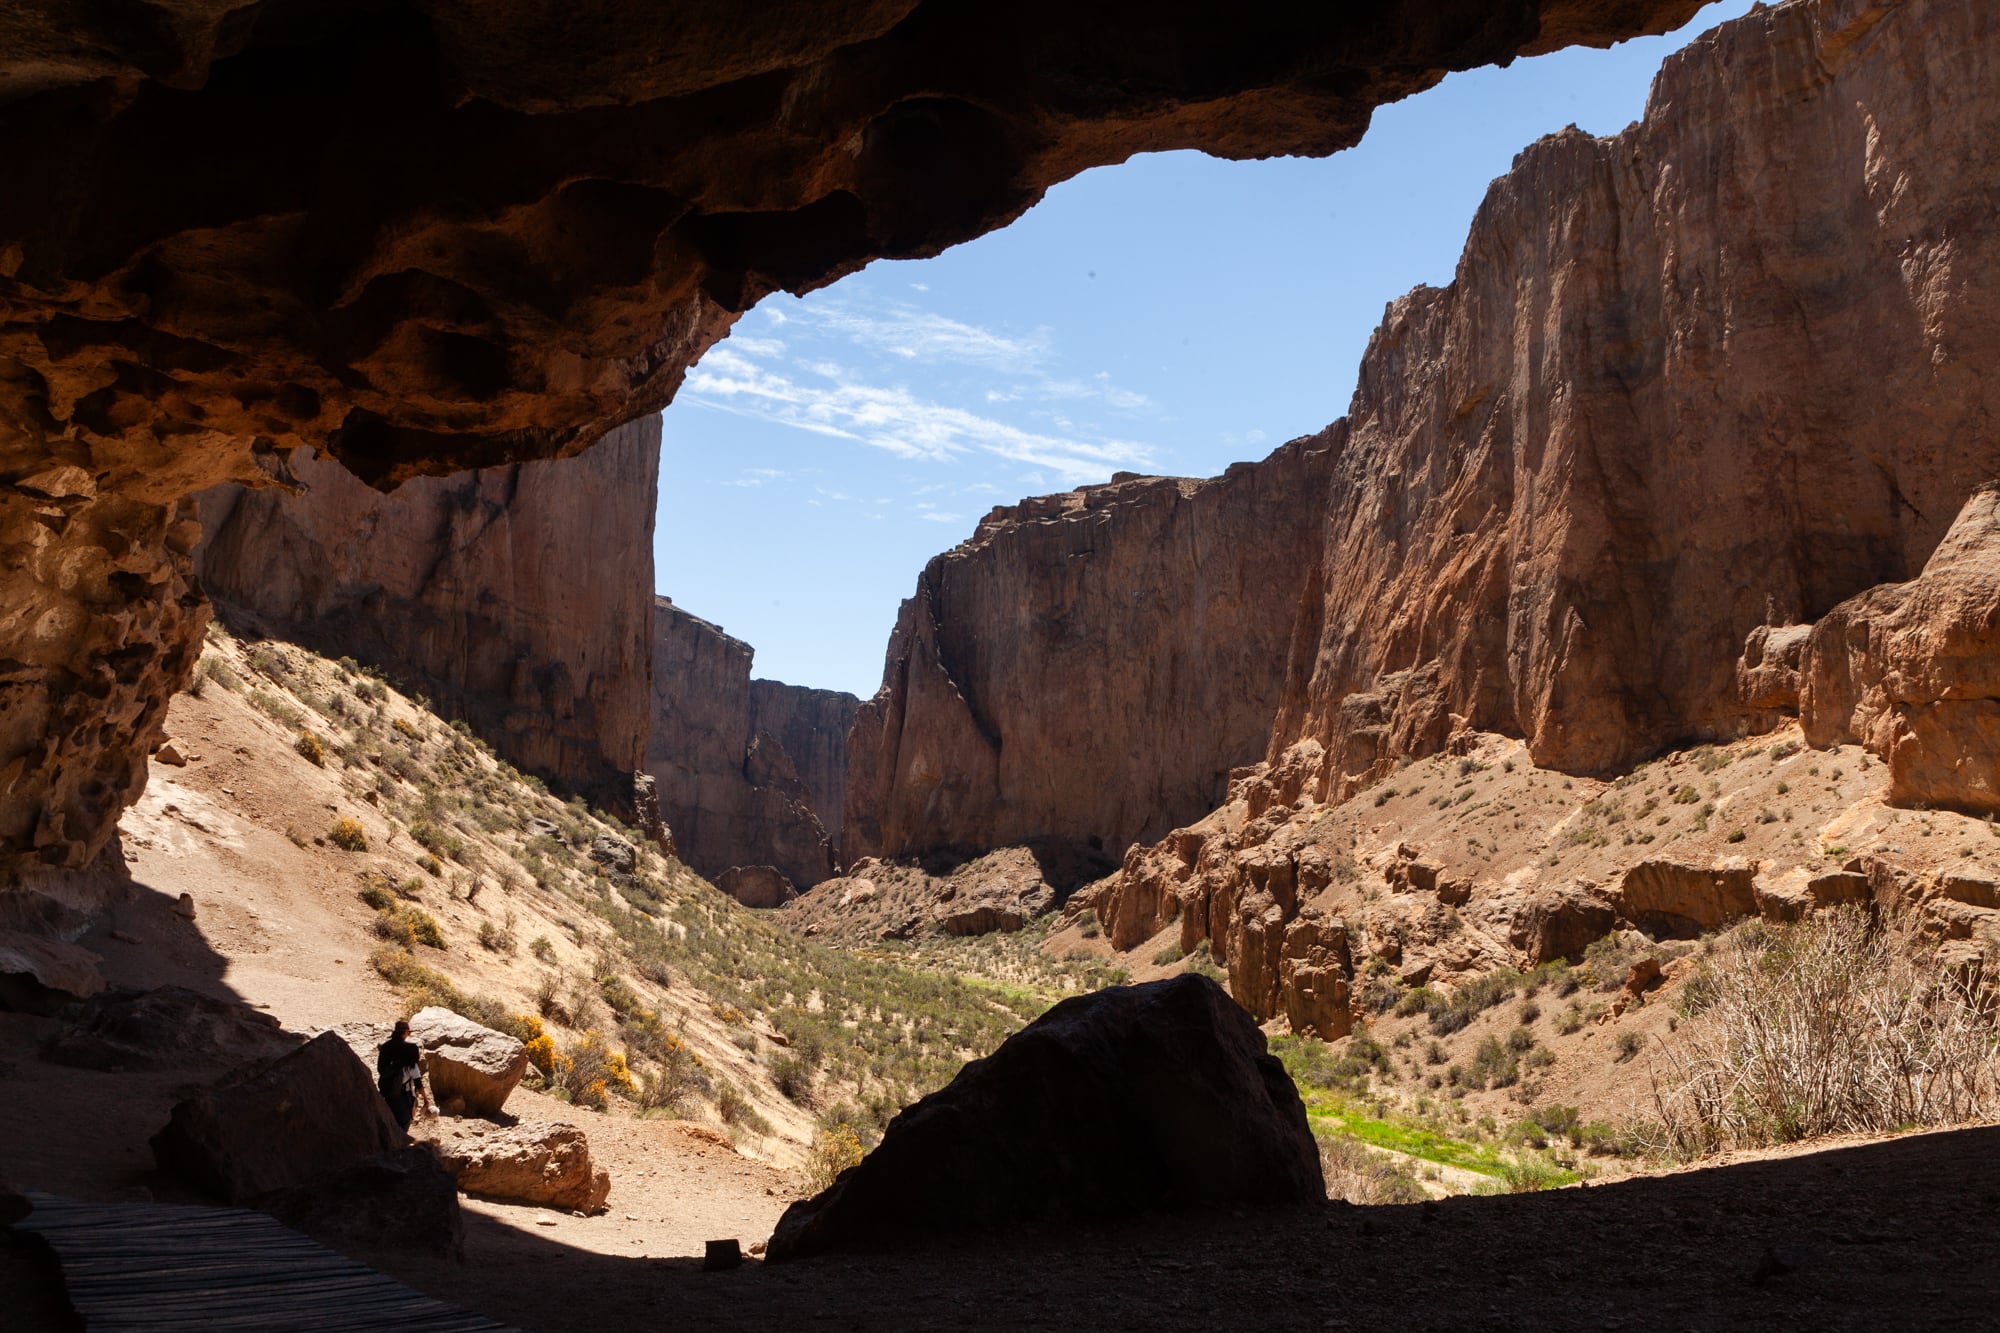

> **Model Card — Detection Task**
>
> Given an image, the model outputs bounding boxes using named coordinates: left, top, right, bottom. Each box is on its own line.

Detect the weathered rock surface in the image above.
left=259, top=1145, right=464, bottom=1257
left=766, top=975, right=1320, bottom=1261
left=4, top=0, right=1703, bottom=884
left=781, top=846, right=1076, bottom=943
left=408, top=1007, right=528, bottom=1118
left=151, top=1032, right=403, bottom=1204
left=715, top=865, right=797, bottom=910
left=845, top=448, right=1338, bottom=869
left=196, top=419, right=659, bottom=809
left=647, top=598, right=845, bottom=888
left=418, top=1119, right=610, bottom=1213
left=749, top=680, right=860, bottom=848
left=1612, top=860, right=1758, bottom=937
left=0, top=930, right=104, bottom=1007
left=41, top=985, right=296, bottom=1071
left=1799, top=486, right=2000, bottom=816
left=1266, top=0, right=2000, bottom=801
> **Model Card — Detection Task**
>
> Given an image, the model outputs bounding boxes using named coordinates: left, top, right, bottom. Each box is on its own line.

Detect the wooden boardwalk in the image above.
left=18, top=1193, right=516, bottom=1331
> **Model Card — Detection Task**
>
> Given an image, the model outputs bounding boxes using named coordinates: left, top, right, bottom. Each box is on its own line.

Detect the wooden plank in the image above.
left=18, top=1193, right=517, bottom=1332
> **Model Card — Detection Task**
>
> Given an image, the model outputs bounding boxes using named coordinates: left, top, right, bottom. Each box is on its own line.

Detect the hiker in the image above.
left=376, top=1019, right=426, bottom=1131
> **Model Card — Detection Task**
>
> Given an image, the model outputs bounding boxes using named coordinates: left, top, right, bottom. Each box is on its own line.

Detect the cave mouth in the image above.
left=652, top=0, right=1753, bottom=701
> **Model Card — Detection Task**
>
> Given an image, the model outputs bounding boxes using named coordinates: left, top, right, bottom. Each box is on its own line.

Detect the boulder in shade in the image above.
left=408, top=1007, right=528, bottom=1117
left=151, top=1031, right=402, bottom=1203
left=766, top=974, right=1320, bottom=1262
left=260, top=1146, right=464, bottom=1256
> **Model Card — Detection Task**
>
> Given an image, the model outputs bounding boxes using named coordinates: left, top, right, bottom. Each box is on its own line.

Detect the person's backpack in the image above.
left=401, top=1056, right=422, bottom=1096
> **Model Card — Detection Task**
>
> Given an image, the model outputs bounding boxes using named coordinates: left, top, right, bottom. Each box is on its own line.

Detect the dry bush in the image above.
left=1649, top=910, right=1999, bottom=1156
left=1315, top=1132, right=1426, bottom=1205
left=803, top=1124, right=865, bottom=1193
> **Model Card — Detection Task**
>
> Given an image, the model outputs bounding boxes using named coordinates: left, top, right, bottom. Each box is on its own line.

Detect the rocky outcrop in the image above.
left=845, top=447, right=1339, bottom=869
left=408, top=1008, right=528, bottom=1118
left=1267, top=0, right=2000, bottom=801
left=1612, top=860, right=1758, bottom=937
left=151, top=1032, right=403, bottom=1204
left=0, top=931, right=104, bottom=1009
left=646, top=599, right=841, bottom=888
left=418, top=1120, right=611, bottom=1213
left=782, top=846, right=1071, bottom=942
left=196, top=419, right=660, bottom=809
left=766, top=975, right=1320, bottom=1261
left=716, top=865, right=797, bottom=910
left=41, top=985, right=295, bottom=1071
left=0, top=0, right=1700, bottom=886
left=1798, top=486, right=2000, bottom=816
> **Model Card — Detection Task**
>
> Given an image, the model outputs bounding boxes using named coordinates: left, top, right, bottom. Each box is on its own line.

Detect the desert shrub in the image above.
left=1075, top=909, right=1101, bottom=940
left=478, top=916, right=518, bottom=954
left=1467, top=1036, right=1519, bottom=1089
left=600, top=973, right=644, bottom=1018
left=529, top=935, right=556, bottom=964
left=1613, top=1030, right=1647, bottom=1063
left=329, top=816, right=368, bottom=852
left=534, top=971, right=567, bottom=1024
left=1650, top=910, right=2000, bottom=1155
left=1505, top=1026, right=1536, bottom=1053
left=294, top=730, right=326, bottom=766
left=393, top=717, right=420, bottom=741
left=1315, top=1132, right=1427, bottom=1205
left=1494, top=1152, right=1571, bottom=1193
left=1517, top=999, right=1542, bottom=1025
left=1427, top=969, right=1523, bottom=1036
left=803, top=1124, right=865, bottom=1193
left=1152, top=941, right=1185, bottom=966
left=197, top=654, right=239, bottom=693
left=771, top=1052, right=817, bottom=1106
left=374, top=904, right=445, bottom=950
left=357, top=877, right=395, bottom=912
left=1555, top=1004, right=1584, bottom=1035
left=716, top=1082, right=773, bottom=1136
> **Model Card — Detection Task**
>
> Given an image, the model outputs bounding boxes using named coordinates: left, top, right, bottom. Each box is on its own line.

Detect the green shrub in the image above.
left=374, top=904, right=445, bottom=950
left=294, top=730, right=326, bottom=766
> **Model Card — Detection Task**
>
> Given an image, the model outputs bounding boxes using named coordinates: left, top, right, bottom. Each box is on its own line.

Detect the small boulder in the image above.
left=151, top=1031, right=401, bottom=1203
left=717, top=865, right=796, bottom=909
left=418, top=1119, right=609, bottom=1212
left=408, top=1007, right=528, bottom=1117
left=154, top=739, right=188, bottom=767
left=765, top=974, right=1320, bottom=1262
left=260, top=1146, right=463, bottom=1256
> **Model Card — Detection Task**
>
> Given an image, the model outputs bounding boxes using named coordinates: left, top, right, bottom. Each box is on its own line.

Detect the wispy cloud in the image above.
left=789, top=301, right=1048, bottom=371
left=684, top=348, right=1154, bottom=483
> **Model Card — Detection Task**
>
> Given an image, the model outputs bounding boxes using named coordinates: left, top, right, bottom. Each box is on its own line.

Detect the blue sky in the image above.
left=655, top=0, right=1754, bottom=698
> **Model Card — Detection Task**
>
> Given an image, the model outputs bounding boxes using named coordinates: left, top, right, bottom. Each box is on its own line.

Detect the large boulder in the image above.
left=42, top=985, right=299, bottom=1072
left=766, top=974, right=1320, bottom=1262
left=418, top=1120, right=610, bottom=1213
left=716, top=865, right=797, bottom=910
left=1498, top=880, right=1618, bottom=964
left=408, top=1007, right=528, bottom=1117
left=151, top=1032, right=402, bottom=1203
left=0, top=931, right=104, bottom=1012
left=259, top=1146, right=464, bottom=1257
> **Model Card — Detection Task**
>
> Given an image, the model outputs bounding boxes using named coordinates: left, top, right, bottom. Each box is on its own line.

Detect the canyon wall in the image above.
left=646, top=599, right=854, bottom=892
left=196, top=419, right=660, bottom=810
left=0, top=1, right=1705, bottom=886
left=844, top=446, right=1338, bottom=867
left=750, top=681, right=859, bottom=845
left=1269, top=0, right=2000, bottom=800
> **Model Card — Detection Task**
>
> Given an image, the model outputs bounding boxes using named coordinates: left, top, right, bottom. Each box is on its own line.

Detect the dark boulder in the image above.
left=151, top=1032, right=402, bottom=1203
left=42, top=985, right=299, bottom=1072
left=766, top=974, right=1321, bottom=1262
left=260, top=1147, right=464, bottom=1258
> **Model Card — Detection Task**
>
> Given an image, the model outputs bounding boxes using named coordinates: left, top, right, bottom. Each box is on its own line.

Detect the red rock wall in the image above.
left=646, top=599, right=840, bottom=890
left=844, top=444, right=1338, bottom=866
left=750, top=680, right=860, bottom=847
left=1272, top=0, right=2000, bottom=799
left=195, top=419, right=660, bottom=807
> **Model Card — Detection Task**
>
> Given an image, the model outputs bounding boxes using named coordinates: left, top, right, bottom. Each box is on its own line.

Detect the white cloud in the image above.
left=727, top=335, right=787, bottom=358
left=683, top=351, right=1155, bottom=483
left=920, top=511, right=963, bottom=523
left=791, top=300, right=1047, bottom=372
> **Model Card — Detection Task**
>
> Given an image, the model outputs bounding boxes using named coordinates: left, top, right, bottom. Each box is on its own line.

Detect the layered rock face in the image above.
left=646, top=598, right=856, bottom=891
left=1794, top=486, right=2000, bottom=815
left=1264, top=0, right=2000, bottom=800
left=196, top=419, right=660, bottom=809
left=845, top=447, right=1338, bottom=868
left=750, top=681, right=859, bottom=846
left=0, top=0, right=1704, bottom=885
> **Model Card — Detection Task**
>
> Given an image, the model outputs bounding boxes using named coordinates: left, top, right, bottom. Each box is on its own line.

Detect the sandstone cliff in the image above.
left=646, top=599, right=851, bottom=892
left=0, top=0, right=1707, bottom=885
left=749, top=681, right=859, bottom=848
left=844, top=446, right=1338, bottom=869
left=1270, top=0, right=2000, bottom=800
left=195, top=419, right=660, bottom=812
